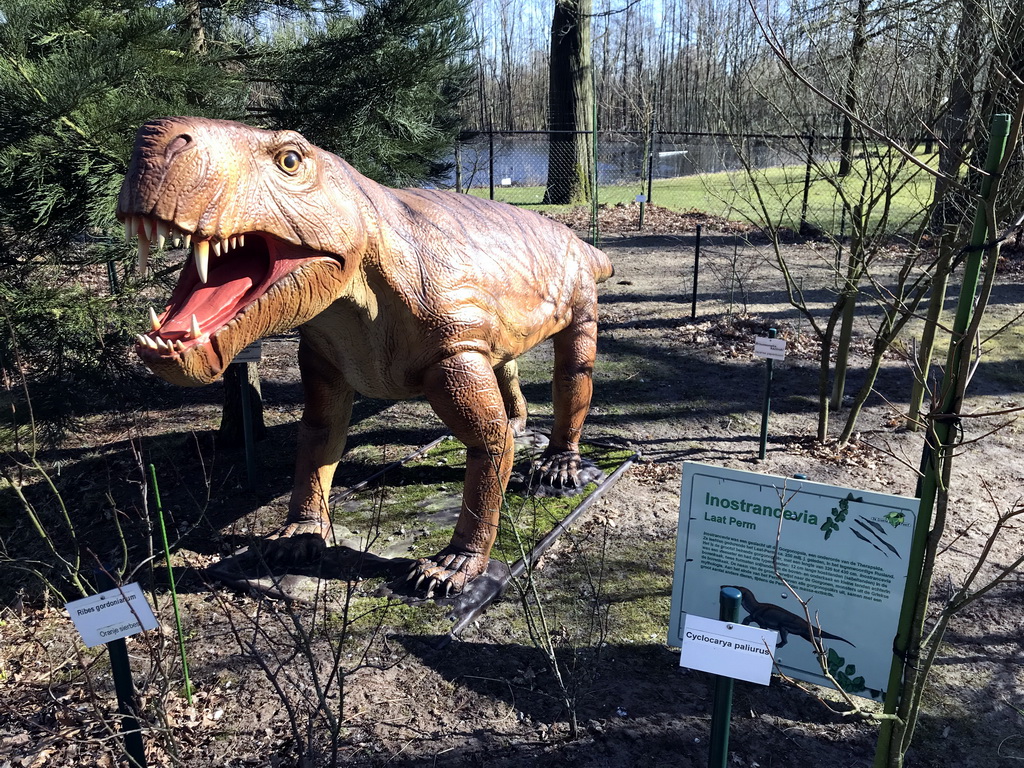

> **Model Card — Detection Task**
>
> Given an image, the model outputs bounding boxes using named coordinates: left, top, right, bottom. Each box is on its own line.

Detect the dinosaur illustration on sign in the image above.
left=726, top=585, right=855, bottom=648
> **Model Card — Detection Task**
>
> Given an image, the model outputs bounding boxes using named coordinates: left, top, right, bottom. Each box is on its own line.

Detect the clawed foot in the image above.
left=267, top=518, right=332, bottom=540
left=402, top=548, right=489, bottom=599
left=533, top=449, right=583, bottom=489
left=527, top=450, right=605, bottom=498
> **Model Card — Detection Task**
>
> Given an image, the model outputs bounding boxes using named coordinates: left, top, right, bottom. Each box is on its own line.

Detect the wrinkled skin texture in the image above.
left=118, top=117, right=613, bottom=596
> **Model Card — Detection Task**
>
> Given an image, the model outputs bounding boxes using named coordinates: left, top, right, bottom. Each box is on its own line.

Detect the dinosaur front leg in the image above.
left=276, top=338, right=354, bottom=540
left=412, top=351, right=515, bottom=597
left=532, top=307, right=598, bottom=492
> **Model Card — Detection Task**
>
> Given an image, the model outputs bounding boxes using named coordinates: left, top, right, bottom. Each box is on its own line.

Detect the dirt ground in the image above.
left=2, top=206, right=1023, bottom=767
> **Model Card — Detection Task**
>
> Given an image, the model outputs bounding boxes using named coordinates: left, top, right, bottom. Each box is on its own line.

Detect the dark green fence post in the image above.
left=95, top=569, right=147, bottom=767
left=709, top=586, right=742, bottom=767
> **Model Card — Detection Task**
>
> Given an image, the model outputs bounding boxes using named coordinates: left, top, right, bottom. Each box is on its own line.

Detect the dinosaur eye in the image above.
left=277, top=150, right=302, bottom=174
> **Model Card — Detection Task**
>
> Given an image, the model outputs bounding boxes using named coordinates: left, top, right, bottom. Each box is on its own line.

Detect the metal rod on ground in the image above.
left=447, top=452, right=640, bottom=638
left=329, top=434, right=450, bottom=506
left=95, top=569, right=148, bottom=767
left=709, top=586, right=742, bottom=768
left=758, top=328, right=777, bottom=460
left=691, top=224, right=701, bottom=319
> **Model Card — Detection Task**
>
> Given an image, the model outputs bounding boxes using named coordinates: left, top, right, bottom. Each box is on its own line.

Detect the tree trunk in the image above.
left=838, top=0, right=868, bottom=177
left=544, top=0, right=594, bottom=205
left=175, top=0, right=207, bottom=56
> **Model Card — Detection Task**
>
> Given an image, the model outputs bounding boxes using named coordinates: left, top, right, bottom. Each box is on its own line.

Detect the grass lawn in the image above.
left=467, top=150, right=939, bottom=236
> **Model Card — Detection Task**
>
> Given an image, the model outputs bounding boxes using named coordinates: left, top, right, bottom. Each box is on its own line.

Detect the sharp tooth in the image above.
left=156, top=221, right=169, bottom=250
left=142, top=335, right=158, bottom=350
left=137, top=237, right=151, bottom=276
left=230, top=236, right=238, bottom=251
left=173, top=236, right=182, bottom=249
left=189, top=314, right=201, bottom=339
left=141, top=217, right=153, bottom=241
left=174, top=340, right=186, bottom=352
left=213, top=239, right=222, bottom=257
left=123, top=215, right=134, bottom=244
left=135, top=334, right=147, bottom=346
left=149, top=307, right=161, bottom=332
left=184, top=233, right=192, bottom=249
left=239, top=235, right=245, bottom=247
left=194, top=240, right=209, bottom=283
left=155, top=336, right=171, bottom=351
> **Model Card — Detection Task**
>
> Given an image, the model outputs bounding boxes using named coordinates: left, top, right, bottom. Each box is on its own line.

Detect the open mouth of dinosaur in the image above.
left=123, top=214, right=326, bottom=360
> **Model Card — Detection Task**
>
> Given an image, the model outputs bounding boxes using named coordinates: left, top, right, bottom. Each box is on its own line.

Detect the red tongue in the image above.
left=161, top=262, right=256, bottom=334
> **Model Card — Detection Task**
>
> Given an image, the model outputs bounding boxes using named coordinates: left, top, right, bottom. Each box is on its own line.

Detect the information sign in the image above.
left=753, top=336, right=787, bottom=360
left=669, top=462, right=918, bottom=699
left=66, top=582, right=159, bottom=647
left=233, top=340, right=262, bottom=364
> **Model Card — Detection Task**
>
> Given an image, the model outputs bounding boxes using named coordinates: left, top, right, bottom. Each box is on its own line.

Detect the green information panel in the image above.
left=669, top=462, right=919, bottom=700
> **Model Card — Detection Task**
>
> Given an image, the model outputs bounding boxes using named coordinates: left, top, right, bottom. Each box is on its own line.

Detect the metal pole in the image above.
left=709, top=586, right=742, bottom=768
left=799, top=130, right=815, bottom=234
left=488, top=127, right=495, bottom=201
left=95, top=570, right=147, bottom=767
left=691, top=224, right=701, bottom=319
left=238, top=363, right=257, bottom=489
left=758, top=328, right=777, bottom=460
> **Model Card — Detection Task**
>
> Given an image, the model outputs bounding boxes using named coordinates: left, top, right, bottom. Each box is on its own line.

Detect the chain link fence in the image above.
left=445, top=130, right=935, bottom=237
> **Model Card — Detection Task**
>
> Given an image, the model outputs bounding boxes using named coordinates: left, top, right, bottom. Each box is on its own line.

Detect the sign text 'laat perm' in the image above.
left=753, top=336, right=787, bottom=360
left=680, top=613, right=777, bottom=685
left=668, top=462, right=919, bottom=700
left=66, top=582, right=159, bottom=647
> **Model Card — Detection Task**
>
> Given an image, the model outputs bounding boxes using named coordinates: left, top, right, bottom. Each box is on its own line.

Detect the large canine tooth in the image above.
left=189, top=314, right=201, bottom=340
left=137, top=237, right=151, bottom=275
left=194, top=240, right=210, bottom=283
left=148, top=307, right=161, bottom=332
left=156, top=220, right=169, bottom=250
left=140, top=335, right=158, bottom=350
left=155, top=336, right=171, bottom=351
left=141, top=217, right=153, bottom=241
left=212, top=239, right=222, bottom=258
left=123, top=215, right=135, bottom=244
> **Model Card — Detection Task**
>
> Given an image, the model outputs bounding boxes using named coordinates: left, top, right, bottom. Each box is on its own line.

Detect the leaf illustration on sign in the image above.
left=819, top=493, right=863, bottom=540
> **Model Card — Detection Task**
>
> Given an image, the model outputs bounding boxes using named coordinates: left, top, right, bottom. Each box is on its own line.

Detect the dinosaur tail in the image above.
left=589, top=244, right=614, bottom=283
left=817, top=628, right=856, bottom=647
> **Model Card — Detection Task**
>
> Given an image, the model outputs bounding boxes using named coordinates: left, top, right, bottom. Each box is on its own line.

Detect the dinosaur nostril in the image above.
left=165, top=134, right=193, bottom=160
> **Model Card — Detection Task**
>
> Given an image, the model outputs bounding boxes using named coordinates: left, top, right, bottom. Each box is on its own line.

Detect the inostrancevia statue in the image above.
left=118, top=117, right=613, bottom=597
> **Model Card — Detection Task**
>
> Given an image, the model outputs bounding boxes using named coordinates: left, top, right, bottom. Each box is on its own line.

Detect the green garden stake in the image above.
left=758, top=328, right=778, bottom=460
left=149, top=464, right=193, bottom=705
left=709, top=586, right=742, bottom=768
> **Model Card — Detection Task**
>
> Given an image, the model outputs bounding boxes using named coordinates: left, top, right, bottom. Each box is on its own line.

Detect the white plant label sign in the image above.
left=66, top=582, right=158, bottom=647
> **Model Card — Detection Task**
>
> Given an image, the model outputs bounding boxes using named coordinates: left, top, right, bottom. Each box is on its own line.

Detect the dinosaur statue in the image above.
left=726, top=585, right=855, bottom=648
left=117, top=117, right=613, bottom=597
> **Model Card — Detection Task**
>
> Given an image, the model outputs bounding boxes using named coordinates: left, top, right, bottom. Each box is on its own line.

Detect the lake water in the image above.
left=445, top=133, right=805, bottom=190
